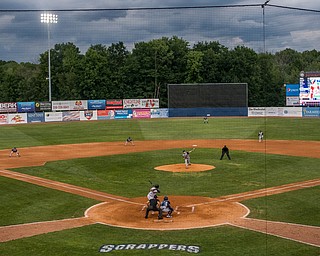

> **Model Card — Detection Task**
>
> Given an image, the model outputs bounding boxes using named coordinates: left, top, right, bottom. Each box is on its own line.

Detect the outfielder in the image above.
left=258, top=130, right=264, bottom=142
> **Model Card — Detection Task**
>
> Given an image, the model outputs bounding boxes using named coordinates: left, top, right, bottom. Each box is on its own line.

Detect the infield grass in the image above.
left=0, top=117, right=319, bottom=256
left=10, top=149, right=320, bottom=198
left=1, top=224, right=318, bottom=256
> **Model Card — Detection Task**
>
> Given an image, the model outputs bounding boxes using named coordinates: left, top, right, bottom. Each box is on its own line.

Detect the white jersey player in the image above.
left=147, top=184, right=160, bottom=200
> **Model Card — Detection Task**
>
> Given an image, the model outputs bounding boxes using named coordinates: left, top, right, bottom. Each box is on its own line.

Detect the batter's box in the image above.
left=175, top=205, right=195, bottom=214
left=153, top=219, right=173, bottom=223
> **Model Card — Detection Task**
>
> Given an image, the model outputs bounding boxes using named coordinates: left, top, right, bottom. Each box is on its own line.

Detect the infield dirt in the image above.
left=0, top=139, right=319, bottom=246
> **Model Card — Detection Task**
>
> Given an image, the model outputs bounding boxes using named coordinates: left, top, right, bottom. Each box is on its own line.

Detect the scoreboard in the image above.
left=299, top=71, right=320, bottom=106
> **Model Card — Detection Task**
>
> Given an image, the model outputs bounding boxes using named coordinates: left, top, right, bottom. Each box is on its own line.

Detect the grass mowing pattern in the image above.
left=1, top=117, right=319, bottom=255
left=11, top=149, right=320, bottom=198
left=0, top=225, right=318, bottom=256
left=244, top=186, right=320, bottom=226
left=0, top=117, right=319, bottom=149
left=0, top=176, right=99, bottom=226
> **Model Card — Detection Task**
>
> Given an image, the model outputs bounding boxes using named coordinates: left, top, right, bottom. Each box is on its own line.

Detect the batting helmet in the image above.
left=164, top=195, right=168, bottom=200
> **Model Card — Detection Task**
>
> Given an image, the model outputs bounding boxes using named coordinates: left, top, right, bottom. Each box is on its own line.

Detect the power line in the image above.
left=268, top=4, right=320, bottom=13
left=1, top=2, right=319, bottom=13
left=0, top=4, right=265, bottom=13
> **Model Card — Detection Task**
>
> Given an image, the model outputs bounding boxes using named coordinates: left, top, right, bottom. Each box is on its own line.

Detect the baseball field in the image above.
left=0, top=117, right=319, bottom=255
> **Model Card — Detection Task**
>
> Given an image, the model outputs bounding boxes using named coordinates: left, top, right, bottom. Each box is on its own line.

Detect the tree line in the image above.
left=1, top=36, right=320, bottom=107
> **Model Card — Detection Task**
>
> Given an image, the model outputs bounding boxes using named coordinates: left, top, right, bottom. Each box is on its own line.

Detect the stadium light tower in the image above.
left=40, top=13, right=58, bottom=102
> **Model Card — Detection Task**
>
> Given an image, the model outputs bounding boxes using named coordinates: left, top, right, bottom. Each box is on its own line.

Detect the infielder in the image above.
left=10, top=147, right=20, bottom=157
left=125, top=137, right=134, bottom=146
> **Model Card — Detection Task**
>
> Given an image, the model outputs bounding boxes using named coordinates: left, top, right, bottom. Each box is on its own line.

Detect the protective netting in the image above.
left=1, top=5, right=319, bottom=63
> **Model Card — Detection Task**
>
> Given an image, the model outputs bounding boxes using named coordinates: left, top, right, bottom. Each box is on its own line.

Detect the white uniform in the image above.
left=182, top=151, right=188, bottom=167
left=258, top=131, right=264, bottom=142
left=147, top=186, right=160, bottom=200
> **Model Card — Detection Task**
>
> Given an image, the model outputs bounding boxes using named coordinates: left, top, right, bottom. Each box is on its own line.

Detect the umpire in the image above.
left=145, top=195, right=163, bottom=220
left=220, top=145, right=231, bottom=160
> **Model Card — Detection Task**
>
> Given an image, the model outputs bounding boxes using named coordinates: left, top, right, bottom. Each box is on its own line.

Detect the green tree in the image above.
left=0, top=61, right=42, bottom=102
left=185, top=50, right=204, bottom=83
left=80, top=44, right=111, bottom=99
left=193, top=41, right=228, bottom=83
left=107, top=42, right=129, bottom=99
left=301, top=50, right=320, bottom=71
left=125, top=37, right=175, bottom=101
left=38, top=42, right=83, bottom=100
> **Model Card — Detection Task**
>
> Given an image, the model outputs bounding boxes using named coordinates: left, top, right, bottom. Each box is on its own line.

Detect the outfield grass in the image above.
left=0, top=117, right=319, bottom=255
left=0, top=117, right=319, bottom=149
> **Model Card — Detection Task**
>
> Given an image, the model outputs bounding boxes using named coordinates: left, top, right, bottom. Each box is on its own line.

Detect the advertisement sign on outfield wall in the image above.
left=52, top=100, right=88, bottom=111
left=8, top=113, right=28, bottom=124
left=35, top=102, right=52, bottom=112
left=80, top=110, right=98, bottom=121
left=17, top=102, right=35, bottom=113
left=0, top=102, right=17, bottom=113
left=248, top=107, right=265, bottom=117
left=286, top=97, right=300, bottom=106
left=62, top=111, right=80, bottom=121
left=97, top=110, right=115, bottom=120
left=115, top=109, right=132, bottom=119
left=88, top=100, right=106, bottom=110
left=249, top=107, right=302, bottom=117
left=27, top=113, right=45, bottom=123
left=123, top=99, right=159, bottom=109
left=286, top=84, right=300, bottom=96
left=279, top=107, right=302, bottom=117
left=265, top=107, right=280, bottom=116
left=45, top=112, right=63, bottom=122
left=106, top=99, right=123, bottom=109
left=0, top=114, right=8, bottom=124
left=132, top=109, right=151, bottom=118
left=150, top=108, right=169, bottom=118
left=302, top=107, right=320, bottom=117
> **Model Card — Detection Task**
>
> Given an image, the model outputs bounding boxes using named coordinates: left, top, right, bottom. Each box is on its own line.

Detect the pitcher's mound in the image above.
left=155, top=163, right=215, bottom=172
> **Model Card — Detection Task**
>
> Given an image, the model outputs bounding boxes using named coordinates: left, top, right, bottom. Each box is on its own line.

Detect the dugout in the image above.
left=167, top=83, right=248, bottom=117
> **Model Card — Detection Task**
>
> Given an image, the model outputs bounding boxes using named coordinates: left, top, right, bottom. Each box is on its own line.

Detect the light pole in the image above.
left=40, top=13, right=58, bottom=102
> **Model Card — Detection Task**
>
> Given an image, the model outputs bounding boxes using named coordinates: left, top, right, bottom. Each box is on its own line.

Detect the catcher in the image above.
left=160, top=195, right=174, bottom=218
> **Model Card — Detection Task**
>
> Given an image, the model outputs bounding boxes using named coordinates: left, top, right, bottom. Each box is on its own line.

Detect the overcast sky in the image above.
left=0, top=0, right=319, bottom=63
